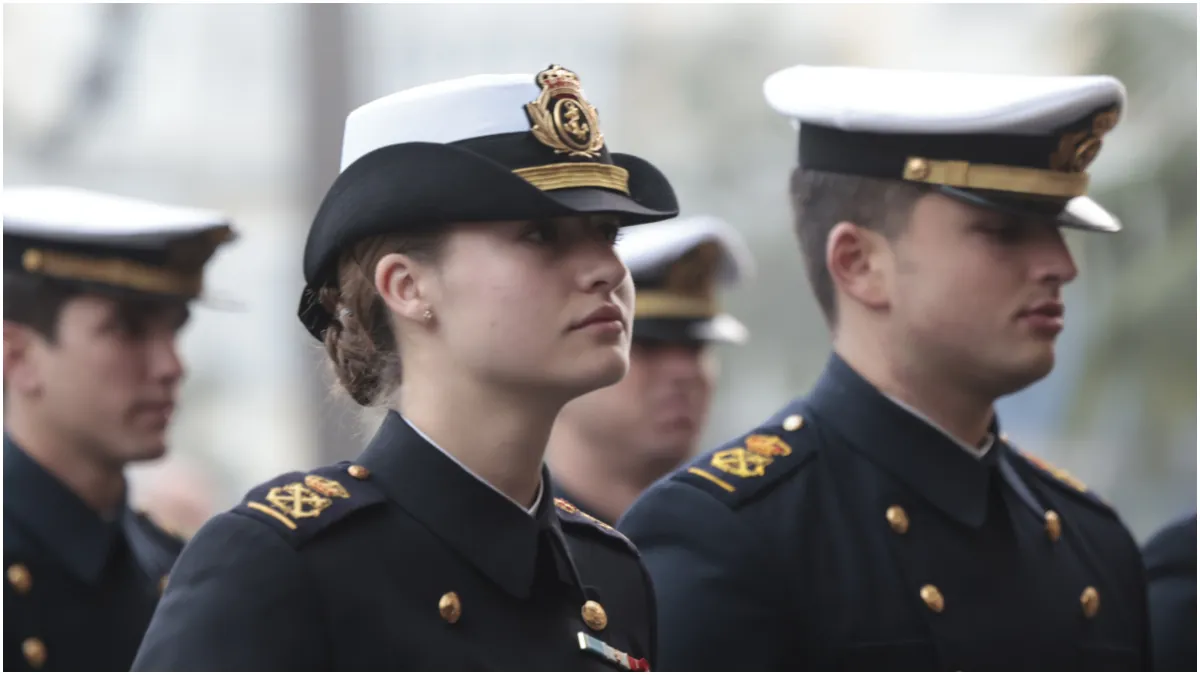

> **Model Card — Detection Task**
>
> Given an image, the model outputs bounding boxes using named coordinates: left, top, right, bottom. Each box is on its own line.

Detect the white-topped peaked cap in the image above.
left=300, top=64, right=679, bottom=342
left=762, top=65, right=1127, bottom=232
left=618, top=215, right=755, bottom=286
left=340, top=74, right=540, bottom=172
left=764, top=66, right=1126, bottom=136
left=619, top=215, right=755, bottom=345
left=4, top=186, right=233, bottom=243
left=4, top=185, right=236, bottom=299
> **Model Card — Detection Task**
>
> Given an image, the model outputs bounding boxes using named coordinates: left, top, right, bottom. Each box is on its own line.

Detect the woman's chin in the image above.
left=562, top=350, right=630, bottom=396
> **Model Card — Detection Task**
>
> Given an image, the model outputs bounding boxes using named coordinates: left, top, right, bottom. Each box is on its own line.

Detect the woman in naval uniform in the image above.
left=132, top=64, right=676, bottom=671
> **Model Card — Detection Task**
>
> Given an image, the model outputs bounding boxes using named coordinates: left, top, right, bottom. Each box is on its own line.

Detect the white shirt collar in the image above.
left=400, top=414, right=543, bottom=516
left=882, top=394, right=996, bottom=460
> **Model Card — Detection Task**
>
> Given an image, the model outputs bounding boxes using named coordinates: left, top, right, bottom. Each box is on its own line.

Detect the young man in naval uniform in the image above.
left=3, top=186, right=236, bottom=671
left=619, top=66, right=1151, bottom=670
left=548, top=215, right=754, bottom=525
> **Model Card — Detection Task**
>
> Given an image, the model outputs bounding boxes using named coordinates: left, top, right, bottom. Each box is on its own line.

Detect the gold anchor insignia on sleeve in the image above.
left=266, top=483, right=336, bottom=519
left=710, top=448, right=773, bottom=478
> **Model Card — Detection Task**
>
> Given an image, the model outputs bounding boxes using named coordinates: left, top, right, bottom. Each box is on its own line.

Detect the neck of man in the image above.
left=6, top=403, right=127, bottom=516
left=395, top=366, right=562, bottom=510
left=545, top=424, right=652, bottom=525
left=833, top=326, right=996, bottom=449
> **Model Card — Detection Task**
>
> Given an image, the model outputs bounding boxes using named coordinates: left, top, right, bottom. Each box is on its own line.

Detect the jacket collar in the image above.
left=356, top=411, right=576, bottom=599
left=805, top=353, right=1002, bottom=528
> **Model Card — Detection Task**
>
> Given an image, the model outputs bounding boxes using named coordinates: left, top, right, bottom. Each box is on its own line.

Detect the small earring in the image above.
left=422, top=307, right=434, bottom=322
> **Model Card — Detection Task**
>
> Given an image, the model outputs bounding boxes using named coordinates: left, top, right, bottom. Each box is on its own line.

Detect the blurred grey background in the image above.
left=4, top=3, right=1195, bottom=540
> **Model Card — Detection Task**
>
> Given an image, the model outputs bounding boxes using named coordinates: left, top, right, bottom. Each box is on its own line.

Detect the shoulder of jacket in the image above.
left=1142, top=514, right=1197, bottom=578
left=1009, top=445, right=1116, bottom=517
left=671, top=400, right=819, bottom=510
left=231, top=461, right=387, bottom=547
left=553, top=497, right=638, bottom=556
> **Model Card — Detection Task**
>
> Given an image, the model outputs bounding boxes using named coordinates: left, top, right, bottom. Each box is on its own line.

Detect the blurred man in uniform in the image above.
left=619, top=66, right=1151, bottom=670
left=548, top=215, right=754, bottom=524
left=1142, top=512, right=1196, bottom=671
left=3, top=186, right=235, bottom=671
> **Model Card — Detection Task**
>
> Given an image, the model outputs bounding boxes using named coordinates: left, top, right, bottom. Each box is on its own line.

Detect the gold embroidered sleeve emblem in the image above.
left=304, top=475, right=350, bottom=499
left=266, top=483, right=335, bottom=519
left=710, top=448, right=773, bottom=478
left=745, top=434, right=792, bottom=458
left=1023, top=452, right=1090, bottom=494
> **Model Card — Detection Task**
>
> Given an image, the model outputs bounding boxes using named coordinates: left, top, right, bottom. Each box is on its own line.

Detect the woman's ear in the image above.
left=374, top=253, right=430, bottom=322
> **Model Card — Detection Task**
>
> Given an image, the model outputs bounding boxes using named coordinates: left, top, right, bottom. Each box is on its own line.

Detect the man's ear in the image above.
left=826, top=221, right=891, bottom=313
left=4, top=321, right=43, bottom=396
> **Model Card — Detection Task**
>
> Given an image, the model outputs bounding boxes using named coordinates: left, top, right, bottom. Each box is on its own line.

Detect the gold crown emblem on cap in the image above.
left=526, top=64, right=605, bottom=159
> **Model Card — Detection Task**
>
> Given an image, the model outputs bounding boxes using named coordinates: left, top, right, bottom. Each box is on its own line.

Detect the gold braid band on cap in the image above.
left=635, top=290, right=718, bottom=319
left=21, top=248, right=203, bottom=297
left=902, top=157, right=1090, bottom=198
left=513, top=163, right=630, bottom=195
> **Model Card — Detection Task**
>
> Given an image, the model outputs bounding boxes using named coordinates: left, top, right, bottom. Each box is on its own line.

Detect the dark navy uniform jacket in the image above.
left=619, top=354, right=1151, bottom=671
left=1142, top=512, right=1196, bottom=671
left=3, top=435, right=183, bottom=671
left=132, top=410, right=657, bottom=671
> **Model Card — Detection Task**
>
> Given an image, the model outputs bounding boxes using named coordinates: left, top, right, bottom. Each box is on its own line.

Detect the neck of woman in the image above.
left=393, top=372, right=565, bottom=509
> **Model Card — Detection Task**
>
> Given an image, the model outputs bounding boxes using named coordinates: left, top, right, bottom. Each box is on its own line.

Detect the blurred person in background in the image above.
left=620, top=66, right=1152, bottom=670
left=133, top=64, right=679, bottom=670
left=548, top=215, right=754, bottom=524
left=1142, top=511, right=1196, bottom=671
left=3, top=186, right=235, bottom=671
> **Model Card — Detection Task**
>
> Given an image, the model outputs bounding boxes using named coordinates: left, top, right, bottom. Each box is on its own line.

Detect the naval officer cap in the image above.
left=763, top=65, right=1126, bottom=232
left=3, top=186, right=235, bottom=301
left=299, top=64, right=680, bottom=340
left=618, top=215, right=755, bottom=345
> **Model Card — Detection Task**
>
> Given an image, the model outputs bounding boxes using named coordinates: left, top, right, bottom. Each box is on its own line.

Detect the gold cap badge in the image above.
left=1049, top=108, right=1120, bottom=173
left=633, top=242, right=723, bottom=321
left=526, top=64, right=605, bottom=158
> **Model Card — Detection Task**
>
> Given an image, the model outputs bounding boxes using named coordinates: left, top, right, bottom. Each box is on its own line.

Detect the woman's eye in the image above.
left=602, top=222, right=622, bottom=245
left=523, top=221, right=558, bottom=245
